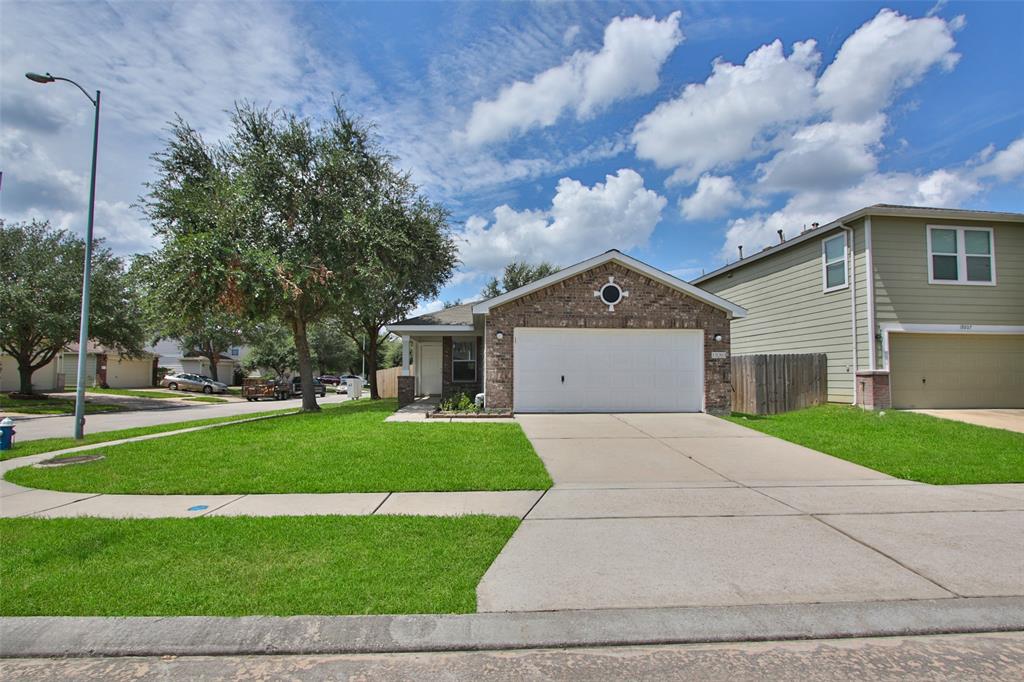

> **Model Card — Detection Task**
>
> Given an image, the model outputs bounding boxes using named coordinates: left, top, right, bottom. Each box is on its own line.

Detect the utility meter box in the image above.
left=347, top=378, right=362, bottom=399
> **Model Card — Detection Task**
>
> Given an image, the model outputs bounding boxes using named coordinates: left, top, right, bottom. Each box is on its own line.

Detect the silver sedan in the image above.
left=160, top=372, right=228, bottom=394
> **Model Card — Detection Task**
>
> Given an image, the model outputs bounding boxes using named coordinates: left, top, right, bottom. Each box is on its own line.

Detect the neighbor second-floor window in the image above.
left=928, top=226, right=995, bottom=285
left=452, top=340, right=476, bottom=382
left=822, top=233, right=847, bottom=292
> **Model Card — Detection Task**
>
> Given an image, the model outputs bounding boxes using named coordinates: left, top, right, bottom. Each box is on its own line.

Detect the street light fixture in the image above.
left=26, top=71, right=101, bottom=440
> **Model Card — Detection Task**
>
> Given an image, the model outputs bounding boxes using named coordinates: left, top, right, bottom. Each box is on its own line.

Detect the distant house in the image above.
left=147, top=339, right=245, bottom=384
left=59, top=342, right=157, bottom=389
left=0, top=354, right=62, bottom=393
left=695, top=205, right=1024, bottom=410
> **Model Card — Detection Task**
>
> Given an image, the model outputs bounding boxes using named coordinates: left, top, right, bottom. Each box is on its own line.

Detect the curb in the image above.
left=3, top=597, right=1023, bottom=658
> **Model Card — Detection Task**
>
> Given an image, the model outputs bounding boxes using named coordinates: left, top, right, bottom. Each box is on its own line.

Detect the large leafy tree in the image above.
left=0, top=219, right=145, bottom=394
left=308, top=320, right=360, bottom=375
left=481, top=261, right=559, bottom=299
left=337, top=172, right=457, bottom=399
left=143, top=103, right=405, bottom=411
left=133, top=254, right=246, bottom=382
left=243, top=323, right=297, bottom=379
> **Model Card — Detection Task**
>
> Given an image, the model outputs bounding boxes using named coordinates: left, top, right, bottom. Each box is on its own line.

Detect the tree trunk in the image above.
left=204, top=343, right=219, bottom=382
left=366, top=327, right=380, bottom=400
left=17, top=360, right=34, bottom=395
left=291, top=316, right=320, bottom=412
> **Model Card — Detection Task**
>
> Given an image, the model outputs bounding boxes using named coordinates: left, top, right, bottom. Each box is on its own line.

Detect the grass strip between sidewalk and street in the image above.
left=727, top=405, right=1024, bottom=485
left=85, top=387, right=182, bottom=399
left=1, top=407, right=298, bottom=461
left=5, top=399, right=551, bottom=492
left=0, top=515, right=519, bottom=616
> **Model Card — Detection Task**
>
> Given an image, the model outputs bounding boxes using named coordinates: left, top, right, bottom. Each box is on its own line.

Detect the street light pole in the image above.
left=25, top=72, right=101, bottom=439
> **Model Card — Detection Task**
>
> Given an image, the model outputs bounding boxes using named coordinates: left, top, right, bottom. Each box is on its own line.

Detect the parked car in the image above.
left=317, top=374, right=341, bottom=385
left=291, top=376, right=326, bottom=397
left=160, top=372, right=228, bottom=394
left=334, top=374, right=364, bottom=394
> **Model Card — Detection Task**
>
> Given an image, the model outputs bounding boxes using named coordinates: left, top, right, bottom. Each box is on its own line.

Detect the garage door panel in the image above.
left=514, top=328, right=703, bottom=413
left=890, top=333, right=1024, bottom=409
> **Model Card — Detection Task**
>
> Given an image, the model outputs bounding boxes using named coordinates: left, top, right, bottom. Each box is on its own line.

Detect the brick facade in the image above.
left=441, top=335, right=484, bottom=401
left=483, top=262, right=733, bottom=414
left=856, top=370, right=891, bottom=410
left=397, top=375, right=416, bottom=408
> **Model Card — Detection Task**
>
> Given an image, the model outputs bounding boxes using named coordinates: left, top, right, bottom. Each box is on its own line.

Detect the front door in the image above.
left=417, top=342, right=443, bottom=395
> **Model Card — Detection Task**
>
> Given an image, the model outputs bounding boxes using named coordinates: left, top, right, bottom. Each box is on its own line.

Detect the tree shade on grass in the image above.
left=0, top=394, right=122, bottom=416
left=726, top=405, right=1024, bottom=485
left=6, top=399, right=551, bottom=493
left=0, top=515, right=519, bottom=616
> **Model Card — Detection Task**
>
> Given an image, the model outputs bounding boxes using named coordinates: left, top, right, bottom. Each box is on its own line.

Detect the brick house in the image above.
left=387, top=250, right=746, bottom=414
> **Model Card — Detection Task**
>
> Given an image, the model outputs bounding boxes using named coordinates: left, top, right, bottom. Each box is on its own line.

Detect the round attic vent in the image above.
left=600, top=282, right=623, bottom=305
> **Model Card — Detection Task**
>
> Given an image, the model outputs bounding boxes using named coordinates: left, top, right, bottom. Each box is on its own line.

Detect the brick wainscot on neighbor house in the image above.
left=695, top=204, right=1024, bottom=410
left=387, top=250, right=746, bottom=414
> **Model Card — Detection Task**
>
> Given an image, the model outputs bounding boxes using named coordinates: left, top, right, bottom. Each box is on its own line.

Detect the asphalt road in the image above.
left=8, top=392, right=353, bottom=441
left=2, top=632, right=1022, bottom=681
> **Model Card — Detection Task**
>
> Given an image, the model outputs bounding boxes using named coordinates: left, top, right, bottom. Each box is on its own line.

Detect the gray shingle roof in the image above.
left=392, top=301, right=478, bottom=326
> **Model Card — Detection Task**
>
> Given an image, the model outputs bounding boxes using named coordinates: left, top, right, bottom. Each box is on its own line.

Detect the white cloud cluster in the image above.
left=633, top=39, right=820, bottom=183
left=636, top=8, right=964, bottom=197
left=456, top=169, right=667, bottom=273
left=679, top=175, right=744, bottom=220
left=460, top=12, right=682, bottom=146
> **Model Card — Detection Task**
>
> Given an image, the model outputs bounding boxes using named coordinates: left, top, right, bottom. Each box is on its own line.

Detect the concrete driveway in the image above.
left=477, top=413, right=1024, bottom=613
left=911, top=408, right=1024, bottom=434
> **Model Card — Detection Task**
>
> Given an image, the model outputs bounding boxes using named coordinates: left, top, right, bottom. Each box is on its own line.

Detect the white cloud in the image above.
left=679, top=175, right=744, bottom=220
left=816, top=9, right=961, bottom=123
left=563, top=25, right=581, bottom=46
left=973, top=136, right=1024, bottom=181
left=756, top=116, right=885, bottom=192
left=460, top=12, right=682, bottom=146
left=456, top=169, right=667, bottom=272
left=632, top=39, right=820, bottom=183
left=409, top=299, right=445, bottom=318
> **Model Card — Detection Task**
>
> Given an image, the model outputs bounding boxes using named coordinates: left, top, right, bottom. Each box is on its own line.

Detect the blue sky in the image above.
left=2, top=1, right=1022, bottom=312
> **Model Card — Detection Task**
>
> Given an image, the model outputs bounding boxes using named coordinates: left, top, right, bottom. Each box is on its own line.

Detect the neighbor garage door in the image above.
left=890, top=333, right=1024, bottom=409
left=513, top=328, right=703, bottom=413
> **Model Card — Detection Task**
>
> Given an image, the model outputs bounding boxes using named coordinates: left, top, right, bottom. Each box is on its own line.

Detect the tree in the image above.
left=481, top=261, right=559, bottom=299
left=336, top=170, right=457, bottom=399
left=142, top=103, right=394, bottom=411
left=308, top=320, right=360, bottom=375
left=243, top=323, right=296, bottom=379
left=133, top=256, right=246, bottom=383
left=0, top=219, right=145, bottom=395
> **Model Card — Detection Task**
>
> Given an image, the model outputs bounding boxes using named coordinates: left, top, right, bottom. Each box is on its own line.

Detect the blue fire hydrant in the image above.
left=0, top=417, right=14, bottom=451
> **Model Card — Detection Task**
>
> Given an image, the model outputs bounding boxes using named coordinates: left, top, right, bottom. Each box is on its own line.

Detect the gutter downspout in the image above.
left=864, top=216, right=877, bottom=370
left=839, top=223, right=857, bottom=405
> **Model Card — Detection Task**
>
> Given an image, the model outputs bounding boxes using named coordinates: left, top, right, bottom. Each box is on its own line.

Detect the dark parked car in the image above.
left=291, top=377, right=326, bottom=397
left=317, top=374, right=341, bottom=385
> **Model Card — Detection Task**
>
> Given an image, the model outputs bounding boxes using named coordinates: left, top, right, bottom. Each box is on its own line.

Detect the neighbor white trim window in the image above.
left=821, top=233, right=848, bottom=292
left=452, top=339, right=477, bottom=383
left=927, top=225, right=996, bottom=285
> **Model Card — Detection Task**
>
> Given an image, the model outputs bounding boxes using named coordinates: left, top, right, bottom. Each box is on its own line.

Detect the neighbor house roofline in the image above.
left=693, top=204, right=1024, bottom=285
left=472, top=249, right=748, bottom=318
left=385, top=324, right=476, bottom=333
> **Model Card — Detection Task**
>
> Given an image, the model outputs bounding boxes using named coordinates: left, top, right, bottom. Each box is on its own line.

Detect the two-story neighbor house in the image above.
left=696, top=205, right=1024, bottom=410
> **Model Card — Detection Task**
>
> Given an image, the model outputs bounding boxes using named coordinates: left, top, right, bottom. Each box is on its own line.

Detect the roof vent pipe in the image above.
left=777, top=229, right=785, bottom=243
left=738, top=245, right=744, bottom=260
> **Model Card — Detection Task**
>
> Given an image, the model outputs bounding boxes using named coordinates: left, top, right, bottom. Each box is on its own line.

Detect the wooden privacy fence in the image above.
left=731, top=353, right=827, bottom=415
left=375, top=364, right=413, bottom=399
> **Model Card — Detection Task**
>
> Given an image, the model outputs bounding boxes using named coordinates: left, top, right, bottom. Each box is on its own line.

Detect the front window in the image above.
left=928, top=226, right=995, bottom=284
left=452, top=340, right=476, bottom=382
left=822, top=233, right=847, bottom=292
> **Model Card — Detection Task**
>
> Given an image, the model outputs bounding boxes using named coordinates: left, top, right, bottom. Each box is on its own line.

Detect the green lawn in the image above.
left=1, top=407, right=297, bottom=461
left=183, top=395, right=230, bottom=403
left=0, top=515, right=518, bottom=616
left=6, top=399, right=551, bottom=493
left=86, top=387, right=182, bottom=399
left=0, top=394, right=122, bottom=416
left=727, top=405, right=1024, bottom=484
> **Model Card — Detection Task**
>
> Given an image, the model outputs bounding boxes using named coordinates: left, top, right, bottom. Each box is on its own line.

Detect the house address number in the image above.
left=711, top=351, right=728, bottom=359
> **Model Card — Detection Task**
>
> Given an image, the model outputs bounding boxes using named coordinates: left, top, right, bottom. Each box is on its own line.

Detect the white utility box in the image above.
left=346, top=378, right=362, bottom=399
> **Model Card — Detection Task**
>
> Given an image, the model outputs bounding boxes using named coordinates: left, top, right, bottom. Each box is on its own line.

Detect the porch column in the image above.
left=401, top=335, right=410, bottom=376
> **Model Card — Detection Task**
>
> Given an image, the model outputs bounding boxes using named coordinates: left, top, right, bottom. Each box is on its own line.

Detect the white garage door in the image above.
left=514, top=328, right=704, bottom=413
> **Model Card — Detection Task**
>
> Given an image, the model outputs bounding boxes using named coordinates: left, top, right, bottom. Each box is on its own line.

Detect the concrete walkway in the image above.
left=477, top=413, right=1024, bottom=613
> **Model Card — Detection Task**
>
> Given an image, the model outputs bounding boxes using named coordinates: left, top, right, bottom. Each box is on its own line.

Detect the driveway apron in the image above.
left=478, top=413, right=1024, bottom=612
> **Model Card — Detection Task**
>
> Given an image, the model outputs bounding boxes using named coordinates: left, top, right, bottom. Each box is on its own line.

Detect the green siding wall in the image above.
left=871, top=216, right=1024, bottom=333
left=701, top=220, right=869, bottom=403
